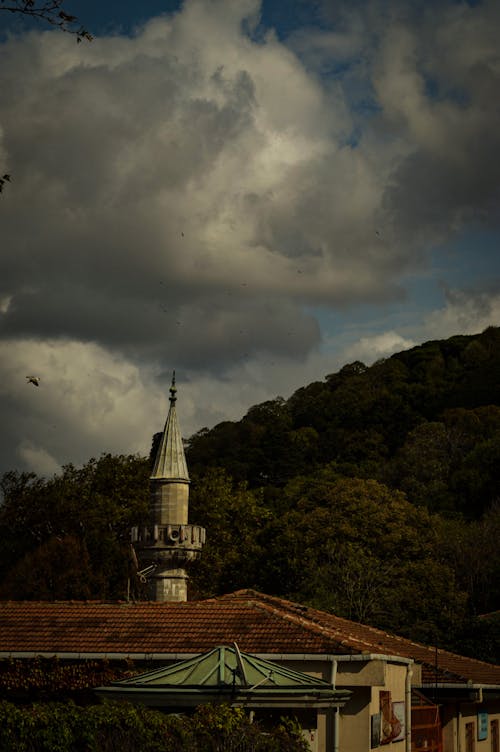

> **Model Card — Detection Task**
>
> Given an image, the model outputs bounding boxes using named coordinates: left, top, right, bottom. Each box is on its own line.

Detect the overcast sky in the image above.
left=1, top=0, right=499, bottom=477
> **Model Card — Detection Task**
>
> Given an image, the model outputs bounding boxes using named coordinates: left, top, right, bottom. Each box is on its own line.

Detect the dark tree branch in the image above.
left=0, top=0, right=92, bottom=42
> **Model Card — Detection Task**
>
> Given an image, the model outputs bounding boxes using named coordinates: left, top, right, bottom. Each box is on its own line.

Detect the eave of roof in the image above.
left=95, top=685, right=348, bottom=709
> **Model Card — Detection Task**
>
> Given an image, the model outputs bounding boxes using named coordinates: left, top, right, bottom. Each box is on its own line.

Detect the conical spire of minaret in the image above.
left=150, top=372, right=190, bottom=481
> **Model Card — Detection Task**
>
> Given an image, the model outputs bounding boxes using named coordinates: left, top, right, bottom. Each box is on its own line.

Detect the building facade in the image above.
left=1, top=592, right=499, bottom=752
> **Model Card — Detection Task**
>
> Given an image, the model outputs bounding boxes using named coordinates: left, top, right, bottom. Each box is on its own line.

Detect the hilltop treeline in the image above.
left=1, top=327, right=499, bottom=662
left=187, top=326, right=500, bottom=518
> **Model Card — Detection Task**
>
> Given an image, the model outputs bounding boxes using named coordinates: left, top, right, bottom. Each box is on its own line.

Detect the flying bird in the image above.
left=26, top=376, right=40, bottom=386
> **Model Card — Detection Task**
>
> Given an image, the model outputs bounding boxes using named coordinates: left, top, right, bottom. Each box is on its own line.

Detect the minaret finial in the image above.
left=170, top=371, right=177, bottom=404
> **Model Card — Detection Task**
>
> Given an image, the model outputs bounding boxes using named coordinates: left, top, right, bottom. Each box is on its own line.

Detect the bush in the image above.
left=0, top=700, right=308, bottom=752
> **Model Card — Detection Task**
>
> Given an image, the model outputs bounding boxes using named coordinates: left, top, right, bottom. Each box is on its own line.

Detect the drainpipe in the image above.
left=405, top=662, right=413, bottom=752
left=330, top=657, right=338, bottom=687
left=333, top=707, right=340, bottom=752
left=457, top=704, right=462, bottom=752
left=331, top=659, right=339, bottom=752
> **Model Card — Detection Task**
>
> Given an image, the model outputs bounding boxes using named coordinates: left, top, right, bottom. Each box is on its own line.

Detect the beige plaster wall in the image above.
left=341, top=686, right=372, bottom=752
left=337, top=659, right=386, bottom=687
left=278, top=659, right=332, bottom=682
left=448, top=700, right=500, bottom=752
left=274, top=658, right=410, bottom=752
left=368, top=663, right=408, bottom=752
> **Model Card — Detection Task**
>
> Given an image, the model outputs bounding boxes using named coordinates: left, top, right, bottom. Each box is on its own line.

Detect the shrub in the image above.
left=0, top=700, right=308, bottom=752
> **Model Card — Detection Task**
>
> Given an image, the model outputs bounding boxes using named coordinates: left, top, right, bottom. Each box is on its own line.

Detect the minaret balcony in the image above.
left=131, top=523, right=206, bottom=550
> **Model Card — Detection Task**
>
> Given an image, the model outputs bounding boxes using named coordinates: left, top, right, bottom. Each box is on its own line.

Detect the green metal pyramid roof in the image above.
left=118, top=645, right=333, bottom=691
left=98, top=644, right=352, bottom=709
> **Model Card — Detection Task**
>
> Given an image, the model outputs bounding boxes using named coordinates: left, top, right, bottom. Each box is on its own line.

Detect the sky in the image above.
left=0, top=0, right=499, bottom=477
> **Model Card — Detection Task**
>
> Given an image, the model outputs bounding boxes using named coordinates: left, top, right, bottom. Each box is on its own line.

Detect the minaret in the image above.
left=131, top=373, right=205, bottom=601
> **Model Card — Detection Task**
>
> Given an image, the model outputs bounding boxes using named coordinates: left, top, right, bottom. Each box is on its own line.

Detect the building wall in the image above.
left=341, top=686, right=372, bottom=752
left=441, top=700, right=500, bottom=752
left=341, top=662, right=409, bottom=752
left=370, top=663, right=408, bottom=752
left=269, top=657, right=411, bottom=752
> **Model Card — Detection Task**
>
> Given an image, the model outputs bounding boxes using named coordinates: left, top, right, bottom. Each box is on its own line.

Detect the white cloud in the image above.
left=340, top=331, right=416, bottom=365
left=422, top=289, right=500, bottom=341
left=0, top=339, right=165, bottom=473
left=17, top=441, right=60, bottom=477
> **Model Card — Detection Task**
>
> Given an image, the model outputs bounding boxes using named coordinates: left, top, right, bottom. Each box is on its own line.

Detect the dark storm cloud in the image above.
left=292, top=0, right=500, bottom=255
left=373, top=1, right=500, bottom=248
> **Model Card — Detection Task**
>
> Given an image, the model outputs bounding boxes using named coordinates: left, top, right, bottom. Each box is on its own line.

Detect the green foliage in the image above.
left=0, top=700, right=182, bottom=752
left=436, top=503, right=500, bottom=617
left=188, top=468, right=270, bottom=596
left=388, top=406, right=500, bottom=516
left=0, top=701, right=308, bottom=752
left=0, top=657, right=134, bottom=701
left=189, top=704, right=309, bottom=751
left=187, top=327, right=500, bottom=515
left=258, top=472, right=468, bottom=643
left=0, top=454, right=149, bottom=601
left=183, top=327, right=500, bottom=656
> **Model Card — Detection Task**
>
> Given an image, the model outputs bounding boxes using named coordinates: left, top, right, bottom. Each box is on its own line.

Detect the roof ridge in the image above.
left=255, top=600, right=374, bottom=652
left=218, top=591, right=500, bottom=670
left=221, top=591, right=376, bottom=653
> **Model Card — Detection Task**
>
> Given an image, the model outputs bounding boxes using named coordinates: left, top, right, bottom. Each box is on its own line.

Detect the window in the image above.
left=491, top=720, right=499, bottom=752
left=465, top=722, right=475, bottom=752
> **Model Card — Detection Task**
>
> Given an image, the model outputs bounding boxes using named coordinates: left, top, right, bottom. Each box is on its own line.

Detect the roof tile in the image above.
left=0, top=590, right=498, bottom=687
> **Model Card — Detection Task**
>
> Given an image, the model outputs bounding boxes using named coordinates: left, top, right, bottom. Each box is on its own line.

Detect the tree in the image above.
left=259, top=471, right=469, bottom=644
left=388, top=421, right=455, bottom=512
left=0, top=701, right=309, bottom=751
left=0, top=535, right=94, bottom=600
left=0, top=454, right=149, bottom=600
left=438, top=502, right=500, bottom=616
left=188, top=468, right=270, bottom=597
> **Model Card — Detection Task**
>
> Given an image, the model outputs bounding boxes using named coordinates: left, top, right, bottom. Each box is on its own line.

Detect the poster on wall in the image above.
left=392, top=702, right=406, bottom=742
left=380, top=691, right=403, bottom=744
left=478, top=712, right=488, bottom=741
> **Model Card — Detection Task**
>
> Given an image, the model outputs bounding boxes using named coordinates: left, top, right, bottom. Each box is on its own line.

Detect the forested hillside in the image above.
left=187, top=325, right=500, bottom=517
left=1, top=327, right=499, bottom=663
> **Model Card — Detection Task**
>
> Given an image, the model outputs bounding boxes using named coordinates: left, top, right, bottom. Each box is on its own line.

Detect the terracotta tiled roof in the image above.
left=0, top=589, right=499, bottom=689
left=220, top=591, right=500, bottom=688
